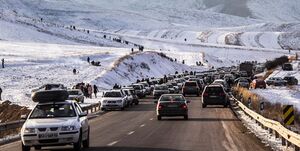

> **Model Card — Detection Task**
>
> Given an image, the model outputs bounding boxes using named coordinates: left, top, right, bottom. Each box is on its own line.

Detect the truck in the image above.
left=239, top=62, right=254, bottom=77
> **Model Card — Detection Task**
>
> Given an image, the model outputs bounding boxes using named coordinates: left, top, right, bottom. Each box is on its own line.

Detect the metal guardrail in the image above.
left=0, top=103, right=100, bottom=135
left=232, top=96, right=300, bottom=150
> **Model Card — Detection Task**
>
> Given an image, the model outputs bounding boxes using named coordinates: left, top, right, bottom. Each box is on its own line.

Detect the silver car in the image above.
left=68, top=89, right=84, bottom=103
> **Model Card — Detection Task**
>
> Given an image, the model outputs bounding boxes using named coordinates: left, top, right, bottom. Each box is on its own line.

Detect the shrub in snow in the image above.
left=140, top=62, right=150, bottom=70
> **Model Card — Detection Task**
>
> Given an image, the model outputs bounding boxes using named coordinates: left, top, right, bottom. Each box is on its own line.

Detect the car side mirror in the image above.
left=79, top=112, right=88, bottom=117
left=154, top=100, right=158, bottom=104
left=21, top=114, right=27, bottom=120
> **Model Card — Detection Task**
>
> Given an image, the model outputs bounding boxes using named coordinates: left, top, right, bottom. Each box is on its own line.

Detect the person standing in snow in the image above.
left=87, top=57, right=90, bottom=64
left=93, top=85, right=99, bottom=98
left=73, top=68, right=77, bottom=75
left=0, top=87, right=2, bottom=100
left=1, top=58, right=4, bottom=68
left=87, top=84, right=93, bottom=99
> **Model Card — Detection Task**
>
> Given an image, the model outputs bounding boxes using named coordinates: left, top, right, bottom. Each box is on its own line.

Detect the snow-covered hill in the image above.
left=0, top=41, right=199, bottom=108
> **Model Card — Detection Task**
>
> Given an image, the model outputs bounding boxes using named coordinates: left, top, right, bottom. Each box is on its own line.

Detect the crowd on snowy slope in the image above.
left=73, top=82, right=99, bottom=99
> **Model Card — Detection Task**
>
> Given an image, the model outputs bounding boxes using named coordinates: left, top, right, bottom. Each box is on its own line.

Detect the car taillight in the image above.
left=181, top=104, right=187, bottom=109
left=219, top=93, right=225, bottom=96
left=203, top=93, right=208, bottom=97
left=158, top=104, right=163, bottom=110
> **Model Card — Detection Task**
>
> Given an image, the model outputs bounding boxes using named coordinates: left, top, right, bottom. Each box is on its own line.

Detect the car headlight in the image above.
left=24, top=128, right=36, bottom=133
left=61, top=126, right=77, bottom=131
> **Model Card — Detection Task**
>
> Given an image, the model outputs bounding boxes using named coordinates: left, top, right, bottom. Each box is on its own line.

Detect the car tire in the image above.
left=73, top=131, right=82, bottom=151
left=22, top=142, right=30, bottom=151
left=157, top=115, right=162, bottom=120
left=34, top=146, right=41, bottom=150
left=184, top=115, right=188, bottom=120
left=121, top=107, right=125, bottom=111
left=82, top=128, right=90, bottom=148
left=202, top=103, right=206, bottom=108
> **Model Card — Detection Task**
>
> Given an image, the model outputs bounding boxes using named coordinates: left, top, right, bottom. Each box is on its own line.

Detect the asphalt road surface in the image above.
left=0, top=96, right=271, bottom=151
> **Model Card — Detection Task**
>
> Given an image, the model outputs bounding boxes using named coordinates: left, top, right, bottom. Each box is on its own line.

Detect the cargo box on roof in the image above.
left=31, top=90, right=69, bottom=103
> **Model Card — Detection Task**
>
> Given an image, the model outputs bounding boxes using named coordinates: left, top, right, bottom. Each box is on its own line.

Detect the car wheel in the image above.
left=202, top=103, right=206, bottom=108
left=73, top=131, right=82, bottom=151
left=34, top=146, right=41, bottom=150
left=101, top=108, right=106, bottom=111
left=184, top=115, right=188, bottom=120
left=22, top=142, right=30, bottom=151
left=157, top=115, right=162, bottom=120
left=82, top=128, right=90, bottom=148
left=121, top=107, right=125, bottom=111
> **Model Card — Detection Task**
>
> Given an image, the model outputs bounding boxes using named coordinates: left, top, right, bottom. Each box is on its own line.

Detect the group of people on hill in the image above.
left=73, top=82, right=99, bottom=98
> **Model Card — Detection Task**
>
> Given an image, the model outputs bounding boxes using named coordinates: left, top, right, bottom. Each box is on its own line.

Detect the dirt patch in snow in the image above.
left=0, top=100, right=31, bottom=123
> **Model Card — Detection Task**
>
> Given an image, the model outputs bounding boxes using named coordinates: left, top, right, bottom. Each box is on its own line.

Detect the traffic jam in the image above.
left=19, top=61, right=290, bottom=151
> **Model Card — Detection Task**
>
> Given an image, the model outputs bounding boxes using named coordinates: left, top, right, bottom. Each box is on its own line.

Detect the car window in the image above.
left=104, top=92, right=122, bottom=97
left=68, top=91, right=79, bottom=95
left=185, top=82, right=197, bottom=86
left=132, top=85, right=141, bottom=90
left=205, top=87, right=224, bottom=93
left=160, top=95, right=185, bottom=102
left=74, top=103, right=82, bottom=115
left=155, top=85, right=168, bottom=90
left=30, top=103, right=76, bottom=119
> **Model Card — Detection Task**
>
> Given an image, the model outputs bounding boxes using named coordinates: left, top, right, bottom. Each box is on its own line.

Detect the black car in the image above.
left=283, top=76, right=298, bottom=85
left=282, top=63, right=293, bottom=71
left=202, top=84, right=229, bottom=108
left=155, top=94, right=190, bottom=120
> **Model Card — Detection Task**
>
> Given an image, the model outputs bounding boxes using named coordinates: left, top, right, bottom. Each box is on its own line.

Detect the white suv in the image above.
left=100, top=90, right=127, bottom=111
left=21, top=100, right=89, bottom=151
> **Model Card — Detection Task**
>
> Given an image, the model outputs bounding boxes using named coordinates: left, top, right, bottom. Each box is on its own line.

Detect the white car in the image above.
left=68, top=89, right=85, bottom=103
left=21, top=100, right=89, bottom=151
left=100, top=90, right=127, bottom=111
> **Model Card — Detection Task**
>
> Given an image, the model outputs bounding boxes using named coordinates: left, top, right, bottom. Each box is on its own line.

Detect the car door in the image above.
left=74, top=103, right=89, bottom=140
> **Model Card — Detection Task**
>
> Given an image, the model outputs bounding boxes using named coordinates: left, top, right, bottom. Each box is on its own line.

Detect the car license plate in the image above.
left=210, top=96, right=218, bottom=98
left=168, top=104, right=178, bottom=107
left=38, top=133, right=58, bottom=139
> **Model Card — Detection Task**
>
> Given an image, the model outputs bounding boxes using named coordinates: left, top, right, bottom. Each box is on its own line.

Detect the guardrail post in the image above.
left=275, top=131, right=279, bottom=138
left=295, top=145, right=299, bottom=151
left=287, top=141, right=291, bottom=147
left=269, top=128, right=273, bottom=134
left=282, top=137, right=286, bottom=146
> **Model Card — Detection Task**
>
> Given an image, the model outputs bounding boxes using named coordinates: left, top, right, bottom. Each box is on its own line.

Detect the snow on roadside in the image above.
left=251, top=88, right=300, bottom=110
left=236, top=109, right=293, bottom=151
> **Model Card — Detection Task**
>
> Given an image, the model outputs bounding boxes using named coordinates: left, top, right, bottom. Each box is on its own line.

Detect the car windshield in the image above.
left=68, top=91, right=79, bottom=95
left=160, top=95, right=185, bottom=102
left=132, top=85, right=141, bottom=90
left=30, top=103, right=76, bottom=119
left=123, top=90, right=130, bottom=95
left=155, top=85, right=168, bottom=90
left=239, top=79, right=248, bottom=83
left=104, top=92, right=122, bottom=97
left=185, top=82, right=197, bottom=86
